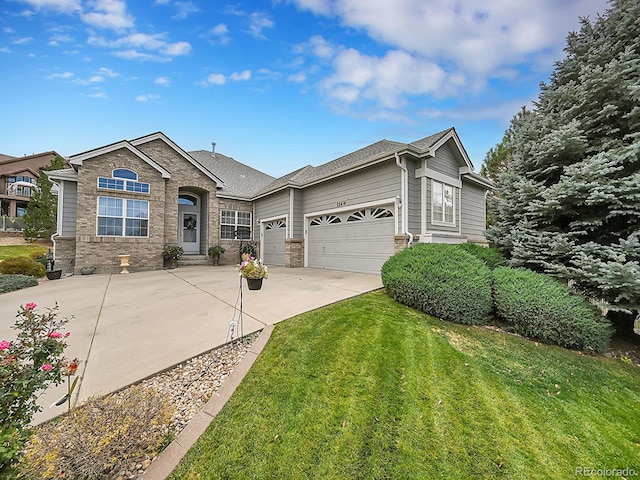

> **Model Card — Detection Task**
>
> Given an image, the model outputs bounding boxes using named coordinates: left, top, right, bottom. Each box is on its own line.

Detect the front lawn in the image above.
left=170, top=291, right=639, bottom=479
left=0, top=244, right=48, bottom=261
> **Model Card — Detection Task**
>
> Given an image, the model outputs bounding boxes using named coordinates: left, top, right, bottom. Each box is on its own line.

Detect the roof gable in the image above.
left=418, top=127, right=474, bottom=170
left=70, top=140, right=171, bottom=179
left=130, top=132, right=224, bottom=187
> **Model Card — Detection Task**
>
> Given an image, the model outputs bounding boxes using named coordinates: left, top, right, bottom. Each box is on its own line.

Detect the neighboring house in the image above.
left=47, top=128, right=492, bottom=275
left=0, top=151, right=63, bottom=221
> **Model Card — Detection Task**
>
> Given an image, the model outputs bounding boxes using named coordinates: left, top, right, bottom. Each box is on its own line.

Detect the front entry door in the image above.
left=180, top=211, right=200, bottom=254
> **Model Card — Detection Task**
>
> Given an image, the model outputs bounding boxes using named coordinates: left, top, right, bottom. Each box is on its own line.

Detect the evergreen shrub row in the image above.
left=382, top=244, right=612, bottom=353
left=0, top=275, right=39, bottom=294
left=456, top=242, right=506, bottom=270
left=0, top=257, right=46, bottom=278
left=492, top=267, right=613, bottom=353
left=381, top=243, right=493, bottom=325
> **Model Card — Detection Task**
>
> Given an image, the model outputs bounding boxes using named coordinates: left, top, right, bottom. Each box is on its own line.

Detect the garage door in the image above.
left=307, top=206, right=395, bottom=274
left=263, top=218, right=286, bottom=265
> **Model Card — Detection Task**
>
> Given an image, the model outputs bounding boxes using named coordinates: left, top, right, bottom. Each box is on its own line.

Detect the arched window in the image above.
left=113, top=169, right=138, bottom=180
left=98, top=169, right=149, bottom=193
left=178, top=194, right=198, bottom=206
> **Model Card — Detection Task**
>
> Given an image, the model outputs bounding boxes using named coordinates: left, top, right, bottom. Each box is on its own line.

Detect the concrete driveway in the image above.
left=0, top=266, right=382, bottom=425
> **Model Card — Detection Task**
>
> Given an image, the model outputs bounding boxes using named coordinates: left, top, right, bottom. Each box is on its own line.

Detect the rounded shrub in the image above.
left=492, top=267, right=613, bottom=353
left=456, top=243, right=506, bottom=270
left=0, top=257, right=46, bottom=278
left=381, top=243, right=493, bottom=325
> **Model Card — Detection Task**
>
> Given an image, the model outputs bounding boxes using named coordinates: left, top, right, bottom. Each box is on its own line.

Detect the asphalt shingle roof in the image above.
left=189, top=150, right=275, bottom=199
left=253, top=128, right=455, bottom=197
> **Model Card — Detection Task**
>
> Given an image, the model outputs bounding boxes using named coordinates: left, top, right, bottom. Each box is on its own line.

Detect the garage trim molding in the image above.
left=259, top=214, right=289, bottom=261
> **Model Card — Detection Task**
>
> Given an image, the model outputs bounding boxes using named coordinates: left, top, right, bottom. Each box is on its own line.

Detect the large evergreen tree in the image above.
left=22, top=156, right=65, bottom=240
left=486, top=0, right=640, bottom=335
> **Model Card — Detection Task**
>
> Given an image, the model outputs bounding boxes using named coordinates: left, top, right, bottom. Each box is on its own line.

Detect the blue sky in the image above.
left=1, top=0, right=609, bottom=178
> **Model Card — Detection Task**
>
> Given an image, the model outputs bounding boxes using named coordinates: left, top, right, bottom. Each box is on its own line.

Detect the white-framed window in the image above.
left=221, top=210, right=251, bottom=239
left=432, top=180, right=456, bottom=225
left=97, top=196, right=149, bottom=237
left=98, top=168, right=150, bottom=194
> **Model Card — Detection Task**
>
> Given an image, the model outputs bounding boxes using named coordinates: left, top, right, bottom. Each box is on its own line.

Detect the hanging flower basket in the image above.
left=246, top=277, right=263, bottom=290
left=238, top=257, right=268, bottom=291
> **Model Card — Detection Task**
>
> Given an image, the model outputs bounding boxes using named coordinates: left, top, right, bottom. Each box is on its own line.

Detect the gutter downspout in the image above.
left=394, top=153, right=414, bottom=246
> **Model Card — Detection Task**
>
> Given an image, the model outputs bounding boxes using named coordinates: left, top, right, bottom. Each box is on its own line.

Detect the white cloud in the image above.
left=211, top=23, right=228, bottom=35
left=97, top=66, right=119, bottom=77
left=48, top=33, right=72, bottom=46
left=81, top=0, right=134, bottom=30
left=161, top=41, right=190, bottom=56
left=248, top=12, right=274, bottom=39
left=319, top=48, right=455, bottom=109
left=155, top=76, right=171, bottom=86
left=229, top=70, right=251, bottom=81
left=205, top=73, right=226, bottom=85
left=172, top=1, right=199, bottom=20
left=47, top=71, right=74, bottom=79
left=17, top=0, right=81, bottom=13
left=225, top=8, right=275, bottom=39
left=202, top=70, right=252, bottom=86
left=12, top=37, right=34, bottom=45
left=135, top=93, right=160, bottom=102
left=291, top=0, right=608, bottom=110
left=208, top=23, right=230, bottom=45
left=288, top=71, right=307, bottom=83
left=88, top=75, right=104, bottom=82
left=89, top=33, right=191, bottom=60
left=88, top=91, right=108, bottom=98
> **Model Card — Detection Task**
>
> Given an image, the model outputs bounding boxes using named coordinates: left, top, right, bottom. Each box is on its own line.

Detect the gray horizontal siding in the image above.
left=292, top=189, right=303, bottom=238
left=302, top=161, right=400, bottom=214
left=461, top=181, right=487, bottom=241
left=255, top=190, right=289, bottom=222
left=428, top=143, right=460, bottom=178
left=407, top=160, right=421, bottom=234
left=61, top=181, right=77, bottom=236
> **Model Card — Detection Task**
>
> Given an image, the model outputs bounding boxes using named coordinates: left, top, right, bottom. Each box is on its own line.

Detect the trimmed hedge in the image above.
left=456, top=243, right=506, bottom=270
left=381, top=243, right=493, bottom=325
left=492, top=267, right=613, bottom=353
left=0, top=257, right=45, bottom=278
left=0, top=274, right=39, bottom=294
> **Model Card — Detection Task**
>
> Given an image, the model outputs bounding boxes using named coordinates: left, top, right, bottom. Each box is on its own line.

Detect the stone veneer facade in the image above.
left=71, top=139, right=222, bottom=274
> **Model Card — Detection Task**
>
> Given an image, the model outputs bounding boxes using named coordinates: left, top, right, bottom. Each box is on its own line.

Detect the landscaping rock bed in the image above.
left=28, top=333, right=259, bottom=480
left=116, top=333, right=259, bottom=479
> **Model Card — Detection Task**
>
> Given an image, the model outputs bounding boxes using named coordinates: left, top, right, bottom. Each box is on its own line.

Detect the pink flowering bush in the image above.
left=0, top=303, right=71, bottom=475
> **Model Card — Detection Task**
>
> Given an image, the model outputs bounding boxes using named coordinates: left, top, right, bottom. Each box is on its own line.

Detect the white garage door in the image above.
left=307, top=206, right=395, bottom=274
left=263, top=219, right=286, bottom=265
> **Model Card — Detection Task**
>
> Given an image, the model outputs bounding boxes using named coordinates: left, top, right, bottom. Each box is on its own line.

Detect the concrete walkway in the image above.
left=0, top=266, right=382, bottom=425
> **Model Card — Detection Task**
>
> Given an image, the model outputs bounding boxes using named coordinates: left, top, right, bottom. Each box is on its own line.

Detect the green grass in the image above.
left=0, top=244, right=48, bottom=261
left=170, top=291, right=640, bottom=480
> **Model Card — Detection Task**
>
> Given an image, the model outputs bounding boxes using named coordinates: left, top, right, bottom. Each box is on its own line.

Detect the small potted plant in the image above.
left=162, top=245, right=184, bottom=269
left=239, top=242, right=257, bottom=262
left=237, top=257, right=268, bottom=290
left=208, top=244, right=225, bottom=265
